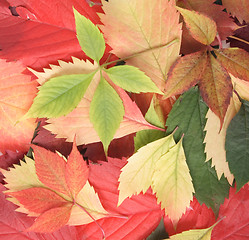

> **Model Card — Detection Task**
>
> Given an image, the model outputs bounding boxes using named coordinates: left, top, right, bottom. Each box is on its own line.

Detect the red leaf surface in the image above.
left=0, top=59, right=38, bottom=154
left=0, top=184, right=79, bottom=239
left=164, top=197, right=216, bottom=236
left=65, top=139, right=89, bottom=198
left=76, top=158, right=163, bottom=239
left=32, top=145, right=70, bottom=196
left=27, top=204, right=73, bottom=233
left=212, top=185, right=249, bottom=240
left=7, top=187, right=69, bottom=214
left=0, top=0, right=112, bottom=70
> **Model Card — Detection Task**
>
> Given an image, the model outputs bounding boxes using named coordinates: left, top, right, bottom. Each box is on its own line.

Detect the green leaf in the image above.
left=166, top=87, right=230, bottom=211
left=226, top=99, right=249, bottom=190
left=90, top=77, right=125, bottom=153
left=104, top=65, right=163, bottom=94
left=25, top=73, right=95, bottom=118
left=74, top=8, right=105, bottom=62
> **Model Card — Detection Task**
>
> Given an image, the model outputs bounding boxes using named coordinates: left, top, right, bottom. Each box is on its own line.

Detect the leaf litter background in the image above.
left=1, top=0, right=249, bottom=239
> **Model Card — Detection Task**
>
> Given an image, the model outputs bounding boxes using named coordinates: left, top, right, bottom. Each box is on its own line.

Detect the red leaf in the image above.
left=212, top=185, right=249, bottom=239
left=164, top=197, right=216, bottom=236
left=76, top=158, right=163, bottom=239
left=65, top=139, right=89, bottom=198
left=7, top=187, right=69, bottom=214
left=0, top=184, right=79, bottom=240
left=32, top=145, right=71, bottom=196
left=26, top=204, right=73, bottom=233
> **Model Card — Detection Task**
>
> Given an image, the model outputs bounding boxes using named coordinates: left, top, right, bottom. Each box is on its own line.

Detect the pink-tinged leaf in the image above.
left=164, top=197, right=216, bottom=236
left=27, top=205, right=72, bottom=233
left=199, top=52, right=232, bottom=126
left=100, top=0, right=182, bottom=91
left=65, top=140, right=89, bottom=198
left=0, top=59, right=38, bottom=154
left=165, top=50, right=207, bottom=98
left=32, top=145, right=70, bottom=197
left=212, top=185, right=249, bottom=239
left=0, top=0, right=111, bottom=70
left=0, top=184, right=79, bottom=240
left=75, top=158, right=163, bottom=239
left=7, top=187, right=69, bottom=214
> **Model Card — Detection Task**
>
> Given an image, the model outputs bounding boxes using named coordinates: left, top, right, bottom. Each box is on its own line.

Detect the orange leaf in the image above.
left=65, top=139, right=89, bottom=199
left=165, top=50, right=207, bottom=98
left=199, top=52, right=232, bottom=126
left=0, top=59, right=38, bottom=154
left=26, top=204, right=72, bottom=233
left=215, top=48, right=249, bottom=82
left=32, top=145, right=71, bottom=197
left=7, top=187, right=68, bottom=214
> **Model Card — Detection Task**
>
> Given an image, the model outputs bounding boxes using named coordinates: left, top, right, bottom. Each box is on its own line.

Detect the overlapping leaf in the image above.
left=100, top=0, right=182, bottom=91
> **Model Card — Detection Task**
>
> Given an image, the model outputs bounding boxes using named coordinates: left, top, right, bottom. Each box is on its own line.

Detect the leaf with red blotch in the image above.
left=222, top=0, right=249, bottom=24
left=76, top=158, right=163, bottom=240
left=211, top=185, right=249, bottom=239
left=100, top=0, right=182, bottom=91
left=0, top=0, right=113, bottom=70
left=0, top=184, right=80, bottom=240
left=199, top=52, right=232, bottom=126
left=164, top=197, right=216, bottom=236
left=0, top=59, right=38, bottom=154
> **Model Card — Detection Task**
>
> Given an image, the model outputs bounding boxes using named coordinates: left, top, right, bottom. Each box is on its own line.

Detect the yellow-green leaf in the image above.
left=153, top=137, right=194, bottom=222
left=118, top=133, right=175, bottom=205
left=176, top=7, right=217, bottom=45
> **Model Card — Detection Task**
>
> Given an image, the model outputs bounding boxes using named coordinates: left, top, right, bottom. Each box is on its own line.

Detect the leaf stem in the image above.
left=101, top=38, right=179, bottom=68
left=229, top=36, right=249, bottom=46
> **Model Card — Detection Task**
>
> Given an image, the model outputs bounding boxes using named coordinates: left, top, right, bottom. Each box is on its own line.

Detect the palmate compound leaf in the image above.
left=166, top=88, right=230, bottom=210
left=104, top=65, right=163, bottom=94
left=176, top=7, right=217, bottom=45
left=74, top=8, right=105, bottom=63
left=90, top=76, right=125, bottom=153
left=2, top=143, right=109, bottom=232
left=24, top=72, right=96, bottom=119
left=225, top=99, right=249, bottom=190
left=153, top=137, right=194, bottom=222
left=0, top=59, right=38, bottom=154
left=100, top=0, right=182, bottom=91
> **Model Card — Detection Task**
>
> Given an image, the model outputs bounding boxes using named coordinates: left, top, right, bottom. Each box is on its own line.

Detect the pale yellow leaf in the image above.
left=153, top=137, right=194, bottom=222
left=100, top=0, right=182, bottom=91
left=232, top=74, right=249, bottom=102
left=118, top=133, right=175, bottom=205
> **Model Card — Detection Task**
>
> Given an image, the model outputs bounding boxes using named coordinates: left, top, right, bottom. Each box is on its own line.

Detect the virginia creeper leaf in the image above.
left=118, top=133, right=175, bottom=205
left=226, top=100, right=249, bottom=190
left=100, top=0, right=182, bottom=91
left=0, top=59, right=38, bottom=154
left=105, top=65, right=163, bottom=94
left=176, top=7, right=217, bottom=45
left=74, top=8, right=105, bottom=62
left=90, top=76, right=125, bottom=153
left=26, top=205, right=72, bottom=233
left=153, top=137, right=195, bottom=222
left=164, top=51, right=207, bottom=98
left=7, top=188, right=68, bottom=214
left=166, top=88, right=230, bottom=210
left=199, top=52, right=232, bottom=126
left=215, top=48, right=249, bottom=82
left=25, top=72, right=95, bottom=119
left=222, top=0, right=249, bottom=24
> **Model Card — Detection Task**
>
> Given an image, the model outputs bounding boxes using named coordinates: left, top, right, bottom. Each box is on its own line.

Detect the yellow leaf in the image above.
left=176, top=7, right=217, bottom=45
left=232, top=74, right=249, bottom=102
left=169, top=224, right=215, bottom=240
left=153, top=137, right=194, bottom=222
left=118, top=133, right=175, bottom=205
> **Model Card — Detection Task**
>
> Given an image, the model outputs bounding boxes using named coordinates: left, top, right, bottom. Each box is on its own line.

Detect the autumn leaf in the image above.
left=176, top=7, right=217, bottom=45
left=0, top=59, right=38, bottom=154
left=100, top=0, right=182, bottom=91
left=166, top=88, right=230, bottom=210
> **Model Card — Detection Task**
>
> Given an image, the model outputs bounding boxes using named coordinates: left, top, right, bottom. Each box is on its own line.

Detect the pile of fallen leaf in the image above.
left=1, top=0, right=249, bottom=239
